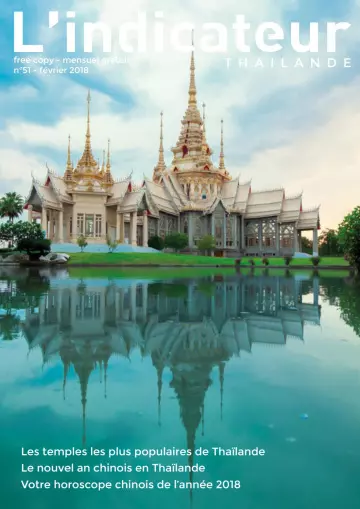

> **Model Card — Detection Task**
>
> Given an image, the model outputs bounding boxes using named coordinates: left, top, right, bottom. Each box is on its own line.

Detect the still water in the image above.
left=0, top=267, right=360, bottom=509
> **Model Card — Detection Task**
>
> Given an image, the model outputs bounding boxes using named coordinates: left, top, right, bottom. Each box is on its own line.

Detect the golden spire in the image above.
left=158, top=111, right=166, bottom=170
left=202, top=103, right=207, bottom=154
left=219, top=119, right=226, bottom=170
left=100, top=149, right=105, bottom=173
left=64, top=135, right=73, bottom=180
left=188, top=30, right=197, bottom=107
left=106, top=138, right=111, bottom=172
left=77, top=89, right=98, bottom=170
left=104, top=138, right=113, bottom=184
left=67, top=135, right=72, bottom=170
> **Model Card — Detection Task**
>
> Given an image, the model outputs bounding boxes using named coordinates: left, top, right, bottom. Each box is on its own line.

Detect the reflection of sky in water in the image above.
left=0, top=270, right=360, bottom=509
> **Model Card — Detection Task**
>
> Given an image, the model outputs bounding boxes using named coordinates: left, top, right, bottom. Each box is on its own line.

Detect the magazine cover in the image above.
left=1, top=1, right=359, bottom=508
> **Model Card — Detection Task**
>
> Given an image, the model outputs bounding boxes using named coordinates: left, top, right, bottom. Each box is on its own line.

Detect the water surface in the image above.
left=0, top=267, right=359, bottom=509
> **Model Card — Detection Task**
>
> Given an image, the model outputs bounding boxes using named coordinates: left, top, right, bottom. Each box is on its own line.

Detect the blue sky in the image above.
left=1, top=0, right=360, bottom=228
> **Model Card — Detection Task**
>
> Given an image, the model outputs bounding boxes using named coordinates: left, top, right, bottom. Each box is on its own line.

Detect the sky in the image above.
left=0, top=0, right=359, bottom=230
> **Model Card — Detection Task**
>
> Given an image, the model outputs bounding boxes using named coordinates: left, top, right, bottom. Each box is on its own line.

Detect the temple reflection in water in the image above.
left=20, top=274, right=320, bottom=456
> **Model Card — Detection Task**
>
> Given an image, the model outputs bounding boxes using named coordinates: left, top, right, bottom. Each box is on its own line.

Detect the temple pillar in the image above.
left=41, top=207, right=47, bottom=237
left=313, top=276, right=319, bottom=306
left=211, top=214, right=215, bottom=256
left=58, top=209, right=64, bottom=243
left=117, top=212, right=125, bottom=243
left=223, top=212, right=227, bottom=250
left=130, top=284, right=137, bottom=321
left=142, top=212, right=148, bottom=247
left=27, top=205, right=33, bottom=223
left=298, top=232, right=302, bottom=252
left=276, top=223, right=280, bottom=255
left=141, top=283, right=148, bottom=321
left=241, top=216, right=245, bottom=251
left=130, top=211, right=137, bottom=246
left=188, top=213, right=194, bottom=249
left=312, top=228, right=318, bottom=256
left=294, top=229, right=298, bottom=253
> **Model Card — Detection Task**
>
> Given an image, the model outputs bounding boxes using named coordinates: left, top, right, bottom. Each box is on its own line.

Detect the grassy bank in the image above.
left=67, top=266, right=351, bottom=280
left=66, top=252, right=349, bottom=268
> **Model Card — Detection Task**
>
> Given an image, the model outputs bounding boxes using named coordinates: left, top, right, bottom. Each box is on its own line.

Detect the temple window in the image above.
left=182, top=145, right=188, bottom=157
left=95, top=215, right=102, bottom=237
left=69, top=216, right=72, bottom=235
left=280, top=224, right=295, bottom=248
left=186, top=183, right=190, bottom=198
left=77, top=213, right=84, bottom=235
left=245, top=221, right=260, bottom=247
left=202, top=194, right=206, bottom=200
left=159, top=213, right=166, bottom=238
left=85, top=214, right=94, bottom=236
left=226, top=215, right=234, bottom=247
left=262, top=219, right=276, bottom=248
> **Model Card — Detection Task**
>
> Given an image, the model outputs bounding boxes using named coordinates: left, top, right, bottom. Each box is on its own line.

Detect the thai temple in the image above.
left=23, top=50, right=320, bottom=256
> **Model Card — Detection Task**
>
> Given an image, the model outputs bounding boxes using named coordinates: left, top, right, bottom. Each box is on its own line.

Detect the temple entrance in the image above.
left=215, top=250, right=224, bottom=257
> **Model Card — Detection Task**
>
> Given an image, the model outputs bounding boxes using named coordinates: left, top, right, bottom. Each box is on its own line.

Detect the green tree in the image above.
left=301, top=236, right=313, bottom=254
left=319, top=228, right=342, bottom=256
left=106, top=235, right=118, bottom=253
left=0, top=192, right=24, bottom=222
left=197, top=235, right=216, bottom=255
left=148, top=235, right=164, bottom=251
left=77, top=235, right=88, bottom=252
left=0, top=221, right=45, bottom=246
left=338, top=206, right=360, bottom=270
left=164, top=233, right=188, bottom=252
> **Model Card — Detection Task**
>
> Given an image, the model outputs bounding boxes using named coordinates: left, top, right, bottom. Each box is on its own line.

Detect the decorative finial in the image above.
left=219, top=119, right=225, bottom=170
left=191, top=28, right=194, bottom=47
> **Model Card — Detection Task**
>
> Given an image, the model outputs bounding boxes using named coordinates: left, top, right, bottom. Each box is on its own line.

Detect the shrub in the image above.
left=17, top=238, right=51, bottom=261
left=235, top=258, right=241, bottom=266
left=106, top=236, right=118, bottom=253
left=197, top=235, right=216, bottom=254
left=248, top=259, right=255, bottom=266
left=77, top=235, right=88, bottom=252
left=148, top=235, right=164, bottom=251
left=164, top=233, right=188, bottom=251
left=284, top=256, right=293, bottom=266
left=262, top=257, right=269, bottom=266
left=311, top=256, right=321, bottom=266
left=338, top=206, right=360, bottom=271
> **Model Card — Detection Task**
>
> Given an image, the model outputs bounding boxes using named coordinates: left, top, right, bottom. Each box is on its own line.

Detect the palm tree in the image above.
left=0, top=192, right=24, bottom=223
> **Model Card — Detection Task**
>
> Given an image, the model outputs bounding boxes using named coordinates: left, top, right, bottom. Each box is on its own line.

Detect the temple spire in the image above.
left=67, top=135, right=72, bottom=170
left=153, top=112, right=166, bottom=182
left=158, top=112, right=166, bottom=170
left=104, top=138, right=113, bottom=184
left=219, top=119, right=226, bottom=170
left=101, top=149, right=105, bottom=172
left=188, top=30, right=197, bottom=108
left=77, top=90, right=98, bottom=170
left=106, top=139, right=111, bottom=172
left=64, top=135, right=73, bottom=180
left=201, top=103, right=208, bottom=155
